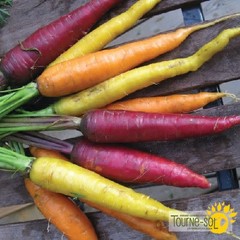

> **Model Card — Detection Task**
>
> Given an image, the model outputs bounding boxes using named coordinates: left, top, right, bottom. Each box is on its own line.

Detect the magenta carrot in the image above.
left=1, top=109, right=240, bottom=142
left=71, top=137, right=210, bottom=188
left=4, top=132, right=210, bottom=189
left=0, top=0, right=122, bottom=88
left=80, top=109, right=240, bottom=143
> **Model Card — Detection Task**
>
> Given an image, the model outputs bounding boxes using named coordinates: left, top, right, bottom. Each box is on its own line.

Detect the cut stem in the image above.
left=0, top=147, right=33, bottom=172
left=0, top=82, right=39, bottom=119
left=4, top=132, right=73, bottom=154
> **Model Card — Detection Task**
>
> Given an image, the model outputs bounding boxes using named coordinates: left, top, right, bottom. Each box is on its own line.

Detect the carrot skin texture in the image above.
left=30, top=147, right=177, bottom=239
left=80, top=110, right=240, bottom=143
left=38, top=20, right=220, bottom=97
left=29, top=156, right=183, bottom=221
left=84, top=200, right=178, bottom=240
left=105, top=92, right=227, bottom=113
left=25, top=179, right=98, bottom=240
left=71, top=137, right=210, bottom=188
left=0, top=0, right=122, bottom=87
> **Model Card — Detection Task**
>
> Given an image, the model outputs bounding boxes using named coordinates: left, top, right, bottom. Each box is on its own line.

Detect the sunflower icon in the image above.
left=206, top=202, right=237, bottom=235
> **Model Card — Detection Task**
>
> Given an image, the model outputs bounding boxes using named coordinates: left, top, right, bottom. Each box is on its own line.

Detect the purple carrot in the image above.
left=0, top=0, right=122, bottom=89
left=4, top=132, right=210, bottom=189
left=80, top=109, right=240, bottom=143
left=71, top=137, right=210, bottom=188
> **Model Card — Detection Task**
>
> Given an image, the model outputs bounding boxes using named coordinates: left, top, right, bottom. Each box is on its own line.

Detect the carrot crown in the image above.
left=4, top=132, right=74, bottom=154
left=0, top=82, right=39, bottom=119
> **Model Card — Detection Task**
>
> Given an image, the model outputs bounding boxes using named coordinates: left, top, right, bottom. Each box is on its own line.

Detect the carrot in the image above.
left=5, top=132, right=210, bottom=188
left=71, top=137, right=210, bottom=188
left=79, top=109, right=240, bottom=143
left=30, top=146, right=69, bottom=159
left=2, top=106, right=240, bottom=143
left=0, top=146, right=184, bottom=221
left=45, top=27, right=240, bottom=117
left=85, top=201, right=177, bottom=240
left=0, top=0, right=122, bottom=88
left=25, top=179, right=98, bottom=240
left=38, top=15, right=233, bottom=97
left=105, top=92, right=230, bottom=113
left=48, top=0, right=162, bottom=67
left=1, top=25, right=240, bottom=119
left=30, top=147, right=177, bottom=240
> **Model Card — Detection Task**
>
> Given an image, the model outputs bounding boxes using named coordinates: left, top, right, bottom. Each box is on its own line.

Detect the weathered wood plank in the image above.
left=0, top=0, right=206, bottom=56
left=0, top=189, right=239, bottom=240
left=0, top=172, right=31, bottom=208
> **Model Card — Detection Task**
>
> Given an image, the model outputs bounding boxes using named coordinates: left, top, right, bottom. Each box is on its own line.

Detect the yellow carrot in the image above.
left=0, top=147, right=184, bottom=222
left=49, top=0, right=162, bottom=67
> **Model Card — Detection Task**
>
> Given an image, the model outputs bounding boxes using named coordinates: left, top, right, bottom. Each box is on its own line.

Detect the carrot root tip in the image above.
left=224, top=92, right=240, bottom=102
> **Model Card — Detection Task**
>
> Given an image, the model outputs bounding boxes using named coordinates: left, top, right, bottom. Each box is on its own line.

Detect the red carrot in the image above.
left=71, top=137, right=210, bottom=188
left=80, top=109, right=240, bottom=143
left=2, top=108, right=240, bottom=143
left=0, top=0, right=122, bottom=88
left=5, top=132, right=210, bottom=189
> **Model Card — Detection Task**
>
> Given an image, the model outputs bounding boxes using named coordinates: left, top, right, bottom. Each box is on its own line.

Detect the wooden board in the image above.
left=0, top=0, right=240, bottom=240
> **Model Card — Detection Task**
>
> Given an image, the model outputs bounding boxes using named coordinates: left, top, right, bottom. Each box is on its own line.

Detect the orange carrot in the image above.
left=85, top=200, right=177, bottom=240
left=30, top=146, right=67, bottom=159
left=105, top=92, right=230, bottom=113
left=37, top=14, right=236, bottom=97
left=30, top=147, right=177, bottom=239
left=26, top=147, right=98, bottom=240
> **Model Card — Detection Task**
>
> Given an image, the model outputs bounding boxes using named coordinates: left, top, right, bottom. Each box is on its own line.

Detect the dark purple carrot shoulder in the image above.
left=0, top=0, right=122, bottom=89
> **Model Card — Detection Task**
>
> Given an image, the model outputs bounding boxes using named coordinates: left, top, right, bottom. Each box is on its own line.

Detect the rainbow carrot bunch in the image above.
left=1, top=2, right=240, bottom=239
